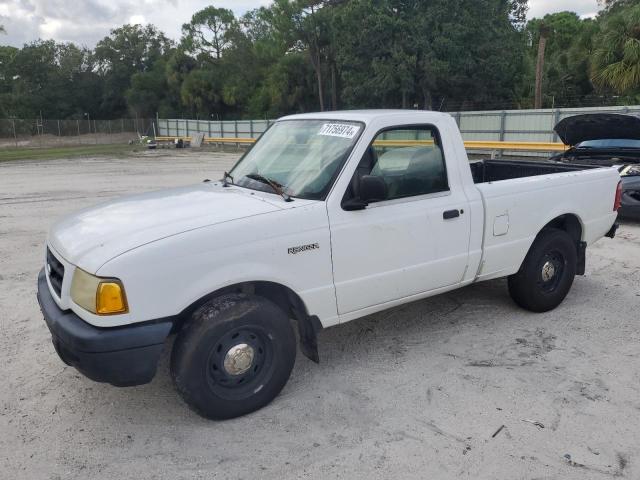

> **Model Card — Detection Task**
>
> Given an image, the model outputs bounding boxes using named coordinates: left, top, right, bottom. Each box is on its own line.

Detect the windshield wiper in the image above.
left=221, top=171, right=234, bottom=187
left=245, top=173, right=292, bottom=202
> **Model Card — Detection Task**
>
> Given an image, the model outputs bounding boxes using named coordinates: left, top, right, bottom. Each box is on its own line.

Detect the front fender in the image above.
left=96, top=204, right=338, bottom=328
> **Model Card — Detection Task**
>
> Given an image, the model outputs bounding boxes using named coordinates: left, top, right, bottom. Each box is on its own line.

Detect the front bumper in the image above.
left=37, top=269, right=174, bottom=387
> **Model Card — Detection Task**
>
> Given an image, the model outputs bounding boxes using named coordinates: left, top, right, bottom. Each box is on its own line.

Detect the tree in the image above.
left=534, top=22, right=551, bottom=108
left=180, top=68, right=224, bottom=116
left=0, top=40, right=99, bottom=118
left=334, top=0, right=526, bottom=111
left=94, top=24, right=172, bottom=117
left=592, top=3, right=640, bottom=95
left=95, top=24, right=172, bottom=73
left=241, top=6, right=318, bottom=116
left=294, top=1, right=330, bottom=111
left=126, top=60, right=169, bottom=117
left=182, top=7, right=238, bottom=59
left=266, top=0, right=346, bottom=111
left=598, top=0, right=636, bottom=9
left=0, top=45, right=18, bottom=117
left=333, top=0, right=415, bottom=108
left=164, top=48, right=198, bottom=117
left=522, top=12, right=599, bottom=108
left=246, top=51, right=316, bottom=116
left=510, top=0, right=529, bottom=28
left=6, top=1, right=637, bottom=120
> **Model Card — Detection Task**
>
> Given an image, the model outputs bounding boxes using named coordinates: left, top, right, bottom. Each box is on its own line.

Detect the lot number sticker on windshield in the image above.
left=318, top=123, right=360, bottom=139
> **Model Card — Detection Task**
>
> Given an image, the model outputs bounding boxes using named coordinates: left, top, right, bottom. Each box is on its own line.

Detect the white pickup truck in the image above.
left=37, top=110, right=621, bottom=419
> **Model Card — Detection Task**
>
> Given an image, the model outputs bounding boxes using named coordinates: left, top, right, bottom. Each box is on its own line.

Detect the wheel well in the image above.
left=539, top=214, right=585, bottom=275
left=540, top=214, right=582, bottom=244
left=174, top=281, right=322, bottom=363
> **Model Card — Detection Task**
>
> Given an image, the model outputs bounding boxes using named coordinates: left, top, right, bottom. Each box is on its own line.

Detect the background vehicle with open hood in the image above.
left=552, top=113, right=640, bottom=219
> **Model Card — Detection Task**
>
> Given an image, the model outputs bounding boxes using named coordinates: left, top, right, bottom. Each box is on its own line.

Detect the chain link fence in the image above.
left=0, top=118, right=155, bottom=148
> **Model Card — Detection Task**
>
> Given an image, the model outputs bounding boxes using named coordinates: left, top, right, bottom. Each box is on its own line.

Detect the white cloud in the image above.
left=0, top=0, right=605, bottom=48
left=527, top=0, right=602, bottom=19
left=40, top=18, right=62, bottom=36
left=0, top=0, right=269, bottom=47
left=129, top=15, right=146, bottom=26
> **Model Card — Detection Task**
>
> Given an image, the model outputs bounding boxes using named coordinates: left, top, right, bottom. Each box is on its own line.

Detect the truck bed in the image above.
left=470, top=159, right=600, bottom=184
left=470, top=158, right=619, bottom=284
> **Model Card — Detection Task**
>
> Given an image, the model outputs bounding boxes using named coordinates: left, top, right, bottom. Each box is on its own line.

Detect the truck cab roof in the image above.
left=280, top=109, right=452, bottom=125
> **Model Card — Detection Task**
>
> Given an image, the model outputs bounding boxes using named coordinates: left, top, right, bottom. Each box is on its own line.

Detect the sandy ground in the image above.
left=1, top=150, right=639, bottom=480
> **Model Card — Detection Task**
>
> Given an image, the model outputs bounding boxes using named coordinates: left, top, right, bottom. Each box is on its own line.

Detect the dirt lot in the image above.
left=1, top=150, right=639, bottom=479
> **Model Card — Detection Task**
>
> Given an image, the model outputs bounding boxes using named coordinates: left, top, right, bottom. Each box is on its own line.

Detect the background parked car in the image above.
left=552, top=113, right=640, bottom=219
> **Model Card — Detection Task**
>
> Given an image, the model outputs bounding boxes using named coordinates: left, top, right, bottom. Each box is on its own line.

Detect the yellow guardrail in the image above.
left=156, top=136, right=255, bottom=144
left=154, top=136, right=568, bottom=152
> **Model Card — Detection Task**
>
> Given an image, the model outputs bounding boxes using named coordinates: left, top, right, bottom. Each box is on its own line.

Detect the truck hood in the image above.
left=48, top=183, right=287, bottom=273
left=554, top=113, right=640, bottom=146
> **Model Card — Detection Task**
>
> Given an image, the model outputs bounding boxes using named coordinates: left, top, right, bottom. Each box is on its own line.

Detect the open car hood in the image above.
left=554, top=113, right=640, bottom=146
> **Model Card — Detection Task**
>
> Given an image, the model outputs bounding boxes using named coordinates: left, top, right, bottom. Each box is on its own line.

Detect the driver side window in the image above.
left=349, top=126, right=449, bottom=202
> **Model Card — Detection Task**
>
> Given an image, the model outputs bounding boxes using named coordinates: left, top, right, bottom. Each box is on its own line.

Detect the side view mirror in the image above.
left=343, top=175, right=388, bottom=211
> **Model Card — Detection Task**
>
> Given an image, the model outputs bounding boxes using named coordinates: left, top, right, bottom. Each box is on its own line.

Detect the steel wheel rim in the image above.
left=537, top=250, right=565, bottom=293
left=205, top=326, right=274, bottom=399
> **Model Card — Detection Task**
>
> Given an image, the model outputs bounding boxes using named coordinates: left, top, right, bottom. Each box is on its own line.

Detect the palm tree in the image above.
left=592, top=4, right=640, bottom=93
left=534, top=23, right=552, bottom=109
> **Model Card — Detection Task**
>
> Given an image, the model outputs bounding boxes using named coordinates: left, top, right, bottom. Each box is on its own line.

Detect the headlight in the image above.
left=70, top=268, right=128, bottom=315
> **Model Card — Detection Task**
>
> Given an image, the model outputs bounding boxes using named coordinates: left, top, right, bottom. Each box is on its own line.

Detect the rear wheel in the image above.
left=508, top=228, right=577, bottom=312
left=171, top=293, right=296, bottom=420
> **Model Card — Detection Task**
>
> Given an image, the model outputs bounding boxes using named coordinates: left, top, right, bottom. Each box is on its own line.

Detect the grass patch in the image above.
left=0, top=144, right=143, bottom=162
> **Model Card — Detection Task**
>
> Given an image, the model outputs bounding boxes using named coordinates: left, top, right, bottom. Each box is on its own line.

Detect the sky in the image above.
left=0, top=0, right=603, bottom=49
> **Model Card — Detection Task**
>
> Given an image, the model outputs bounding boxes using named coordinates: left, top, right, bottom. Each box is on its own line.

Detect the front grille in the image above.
left=46, top=248, right=65, bottom=297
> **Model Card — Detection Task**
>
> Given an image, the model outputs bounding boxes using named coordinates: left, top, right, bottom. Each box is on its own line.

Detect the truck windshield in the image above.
left=230, top=119, right=363, bottom=200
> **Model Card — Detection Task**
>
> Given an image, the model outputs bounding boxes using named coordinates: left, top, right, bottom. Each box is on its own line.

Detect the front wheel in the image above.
left=171, top=293, right=296, bottom=420
left=508, top=228, right=577, bottom=312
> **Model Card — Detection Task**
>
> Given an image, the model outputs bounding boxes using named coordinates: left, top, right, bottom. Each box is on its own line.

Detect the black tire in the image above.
left=508, top=228, right=577, bottom=313
left=170, top=293, right=296, bottom=420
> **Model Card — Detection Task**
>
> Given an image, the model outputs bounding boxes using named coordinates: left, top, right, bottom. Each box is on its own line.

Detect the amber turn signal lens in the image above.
left=96, top=282, right=128, bottom=315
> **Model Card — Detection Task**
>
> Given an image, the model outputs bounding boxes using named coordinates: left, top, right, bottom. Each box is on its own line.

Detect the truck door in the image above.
left=328, top=125, right=471, bottom=315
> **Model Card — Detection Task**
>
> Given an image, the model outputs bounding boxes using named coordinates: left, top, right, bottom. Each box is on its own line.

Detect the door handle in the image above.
left=443, top=209, right=460, bottom=220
